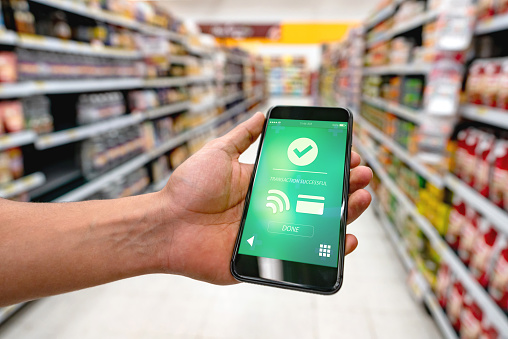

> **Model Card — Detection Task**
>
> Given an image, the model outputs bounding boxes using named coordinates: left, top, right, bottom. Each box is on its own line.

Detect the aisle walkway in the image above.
left=0, top=97, right=441, bottom=339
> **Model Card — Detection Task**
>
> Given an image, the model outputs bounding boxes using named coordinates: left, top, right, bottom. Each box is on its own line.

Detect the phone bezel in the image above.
left=230, top=105, right=353, bottom=295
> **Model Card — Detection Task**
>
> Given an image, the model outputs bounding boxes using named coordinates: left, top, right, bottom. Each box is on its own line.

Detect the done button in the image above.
left=267, top=221, right=314, bottom=238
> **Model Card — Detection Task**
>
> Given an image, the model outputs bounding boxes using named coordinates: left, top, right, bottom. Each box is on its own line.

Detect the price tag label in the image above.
left=34, top=81, right=46, bottom=89
left=407, top=270, right=424, bottom=302
left=39, top=135, right=52, bottom=144
left=66, top=129, right=79, bottom=140
left=3, top=182, right=16, bottom=195
left=0, top=136, right=10, bottom=146
left=23, top=176, right=35, bottom=186
left=476, top=107, right=488, bottom=116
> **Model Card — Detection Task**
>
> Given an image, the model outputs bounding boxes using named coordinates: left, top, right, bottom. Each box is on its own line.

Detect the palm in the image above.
left=161, top=113, right=372, bottom=285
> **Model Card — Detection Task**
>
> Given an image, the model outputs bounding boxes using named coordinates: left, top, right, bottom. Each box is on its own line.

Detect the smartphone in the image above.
left=231, top=105, right=353, bottom=294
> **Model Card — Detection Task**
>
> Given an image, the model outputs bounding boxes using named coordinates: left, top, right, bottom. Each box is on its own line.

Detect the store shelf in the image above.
left=227, top=54, right=248, bottom=65
left=0, top=78, right=143, bottom=99
left=35, top=114, right=145, bottom=150
left=362, top=95, right=422, bottom=124
left=30, top=0, right=186, bottom=42
left=476, top=13, right=508, bottom=35
left=367, top=10, right=439, bottom=47
left=224, top=74, right=243, bottom=83
left=357, top=140, right=508, bottom=336
left=190, top=96, right=218, bottom=113
left=144, top=75, right=214, bottom=88
left=54, top=101, right=248, bottom=202
left=372, top=201, right=458, bottom=339
left=364, top=2, right=397, bottom=29
left=170, top=55, right=194, bottom=65
left=220, top=91, right=244, bottom=105
left=363, top=63, right=432, bottom=75
left=0, top=303, right=26, bottom=325
left=17, top=34, right=141, bottom=59
left=445, top=174, right=508, bottom=236
left=357, top=116, right=443, bottom=187
left=461, top=104, right=508, bottom=130
left=0, top=30, right=19, bottom=45
left=0, top=172, right=46, bottom=199
left=0, top=130, right=37, bottom=151
left=145, top=101, right=190, bottom=120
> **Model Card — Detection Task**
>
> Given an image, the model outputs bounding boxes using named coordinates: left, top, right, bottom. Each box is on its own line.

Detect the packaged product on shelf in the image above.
left=435, top=263, right=452, bottom=308
left=7, top=147, right=23, bottom=179
left=21, top=95, right=53, bottom=134
left=497, top=59, right=508, bottom=110
left=499, top=0, right=508, bottom=14
left=484, top=60, right=501, bottom=107
left=447, top=279, right=466, bottom=332
left=466, top=60, right=485, bottom=105
left=77, top=92, right=126, bottom=125
left=488, top=244, right=508, bottom=313
left=470, top=223, right=500, bottom=288
left=151, top=156, right=170, bottom=184
left=446, top=196, right=467, bottom=250
left=401, top=78, right=424, bottom=109
left=0, top=151, right=12, bottom=184
left=0, top=52, right=17, bottom=83
left=0, top=100, right=24, bottom=133
left=460, top=295, right=483, bottom=339
left=481, top=317, right=499, bottom=339
left=475, top=130, right=496, bottom=198
left=491, top=140, right=508, bottom=211
left=454, top=128, right=480, bottom=186
left=457, top=209, right=479, bottom=266
left=478, top=0, right=496, bottom=19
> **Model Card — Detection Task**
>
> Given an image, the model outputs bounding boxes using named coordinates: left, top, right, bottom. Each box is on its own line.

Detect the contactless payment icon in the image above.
left=287, top=138, right=318, bottom=166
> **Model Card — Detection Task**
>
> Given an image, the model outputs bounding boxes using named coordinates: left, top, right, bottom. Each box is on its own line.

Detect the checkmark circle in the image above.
left=287, top=138, right=318, bottom=166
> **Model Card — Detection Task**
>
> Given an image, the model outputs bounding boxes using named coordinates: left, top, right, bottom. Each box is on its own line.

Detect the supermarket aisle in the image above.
left=0, top=97, right=440, bottom=339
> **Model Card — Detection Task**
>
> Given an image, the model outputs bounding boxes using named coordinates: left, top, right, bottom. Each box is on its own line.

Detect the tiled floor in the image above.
left=0, top=97, right=441, bottom=339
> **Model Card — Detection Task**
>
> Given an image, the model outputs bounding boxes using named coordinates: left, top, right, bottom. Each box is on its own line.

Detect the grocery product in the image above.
left=491, top=140, right=508, bottom=211
left=77, top=92, right=126, bottom=125
left=0, top=100, right=24, bottom=133
left=460, top=296, right=483, bottom=339
left=457, top=208, right=479, bottom=266
left=489, top=245, right=508, bottom=313
left=447, top=280, right=466, bottom=331
left=446, top=196, right=466, bottom=250
left=470, top=223, right=499, bottom=288
left=435, top=264, right=452, bottom=308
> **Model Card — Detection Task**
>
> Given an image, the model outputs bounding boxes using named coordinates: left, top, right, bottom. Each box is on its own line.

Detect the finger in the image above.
left=218, top=112, right=265, bottom=157
left=349, top=166, right=373, bottom=194
left=345, top=234, right=358, bottom=255
left=347, top=189, right=372, bottom=224
left=350, top=151, right=361, bottom=169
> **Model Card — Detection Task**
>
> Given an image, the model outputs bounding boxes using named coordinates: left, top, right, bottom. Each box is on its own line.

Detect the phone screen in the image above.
left=237, top=118, right=349, bottom=268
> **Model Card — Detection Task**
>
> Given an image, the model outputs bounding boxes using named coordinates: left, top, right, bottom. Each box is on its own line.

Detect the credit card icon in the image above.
left=296, top=195, right=325, bottom=215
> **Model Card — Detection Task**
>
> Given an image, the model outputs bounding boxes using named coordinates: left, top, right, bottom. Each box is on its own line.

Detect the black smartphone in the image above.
left=231, top=105, right=353, bottom=294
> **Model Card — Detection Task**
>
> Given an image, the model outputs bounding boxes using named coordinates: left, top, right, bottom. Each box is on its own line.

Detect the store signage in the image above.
left=198, top=23, right=281, bottom=39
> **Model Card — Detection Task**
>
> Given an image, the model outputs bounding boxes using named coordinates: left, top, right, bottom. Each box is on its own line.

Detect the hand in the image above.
left=160, top=112, right=372, bottom=285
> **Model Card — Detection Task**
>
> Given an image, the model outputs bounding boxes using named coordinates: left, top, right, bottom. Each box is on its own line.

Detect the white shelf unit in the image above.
left=0, top=30, right=20, bottom=45
left=0, top=78, right=142, bottom=99
left=53, top=100, right=249, bottom=203
left=461, top=104, right=508, bottom=130
left=476, top=13, right=508, bottom=35
left=357, top=116, right=444, bottom=187
left=365, top=3, right=398, bottom=30
left=17, top=34, right=141, bottom=59
left=371, top=195, right=458, bottom=339
left=0, top=130, right=37, bottom=151
left=356, top=140, right=508, bottom=336
left=362, top=95, right=423, bottom=124
left=367, top=10, right=439, bottom=48
left=220, top=91, right=244, bottom=105
left=363, top=63, right=432, bottom=76
left=144, top=101, right=191, bottom=120
left=29, top=0, right=186, bottom=42
left=0, top=172, right=46, bottom=199
left=445, top=174, right=508, bottom=236
left=35, top=114, right=145, bottom=150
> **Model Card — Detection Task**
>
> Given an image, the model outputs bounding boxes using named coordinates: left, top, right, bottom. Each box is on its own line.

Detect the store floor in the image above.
left=0, top=97, right=441, bottom=339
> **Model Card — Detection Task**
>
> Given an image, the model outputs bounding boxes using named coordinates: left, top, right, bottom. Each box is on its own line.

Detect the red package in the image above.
left=460, top=296, right=483, bottom=339
left=480, top=317, right=499, bottom=339
left=470, top=221, right=499, bottom=288
left=435, top=264, right=452, bottom=308
left=483, top=61, right=501, bottom=107
left=466, top=61, right=485, bottom=105
left=464, top=130, right=481, bottom=187
left=458, top=209, right=479, bottom=266
left=491, top=140, right=508, bottom=211
left=475, top=131, right=496, bottom=198
left=0, top=101, right=25, bottom=133
left=455, top=129, right=470, bottom=180
left=497, top=0, right=508, bottom=14
left=497, top=59, right=508, bottom=110
left=447, top=280, right=466, bottom=332
left=447, top=196, right=467, bottom=250
left=489, top=246, right=508, bottom=312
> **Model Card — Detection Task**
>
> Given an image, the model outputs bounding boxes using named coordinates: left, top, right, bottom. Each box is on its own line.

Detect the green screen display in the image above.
left=239, top=118, right=349, bottom=268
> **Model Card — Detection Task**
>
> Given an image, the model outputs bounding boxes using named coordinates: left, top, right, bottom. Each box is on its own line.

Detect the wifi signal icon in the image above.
left=266, top=190, right=290, bottom=214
